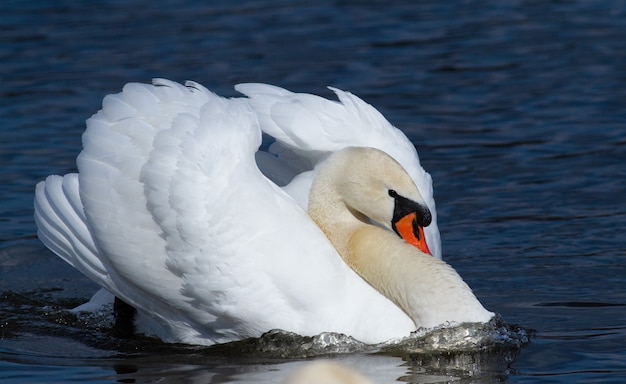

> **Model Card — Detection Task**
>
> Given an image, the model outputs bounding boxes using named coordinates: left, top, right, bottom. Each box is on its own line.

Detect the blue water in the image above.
left=2, top=0, right=625, bottom=382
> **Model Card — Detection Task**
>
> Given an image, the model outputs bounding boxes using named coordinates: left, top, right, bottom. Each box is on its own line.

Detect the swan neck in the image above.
left=348, top=227, right=493, bottom=327
left=307, top=150, right=493, bottom=328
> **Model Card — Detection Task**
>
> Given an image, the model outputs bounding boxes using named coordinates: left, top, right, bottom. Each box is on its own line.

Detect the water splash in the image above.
left=205, top=329, right=370, bottom=358
left=205, top=315, right=531, bottom=359
left=3, top=289, right=530, bottom=381
left=382, top=315, right=531, bottom=354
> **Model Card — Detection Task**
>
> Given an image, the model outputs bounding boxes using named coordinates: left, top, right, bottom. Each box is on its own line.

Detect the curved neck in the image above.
left=307, top=164, right=362, bottom=258
left=308, top=174, right=493, bottom=328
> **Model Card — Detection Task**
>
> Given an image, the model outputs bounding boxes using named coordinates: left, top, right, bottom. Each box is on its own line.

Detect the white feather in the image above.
left=34, top=79, right=444, bottom=345
left=236, top=83, right=441, bottom=258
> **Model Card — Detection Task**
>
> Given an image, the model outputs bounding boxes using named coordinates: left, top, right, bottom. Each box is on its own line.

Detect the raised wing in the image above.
left=34, top=79, right=419, bottom=345
left=236, top=84, right=442, bottom=259
left=47, top=79, right=360, bottom=344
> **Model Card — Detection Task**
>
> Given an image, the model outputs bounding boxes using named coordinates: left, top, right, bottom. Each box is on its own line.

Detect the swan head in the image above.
left=310, top=147, right=432, bottom=255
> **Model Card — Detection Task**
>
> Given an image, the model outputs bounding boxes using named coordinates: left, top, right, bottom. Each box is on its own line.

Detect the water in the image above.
left=1, top=0, right=625, bottom=382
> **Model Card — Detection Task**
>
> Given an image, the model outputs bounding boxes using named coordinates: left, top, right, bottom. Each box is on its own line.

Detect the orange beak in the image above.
left=393, top=212, right=432, bottom=256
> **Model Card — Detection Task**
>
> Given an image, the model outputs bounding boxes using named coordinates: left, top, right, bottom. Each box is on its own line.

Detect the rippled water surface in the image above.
left=2, top=1, right=625, bottom=382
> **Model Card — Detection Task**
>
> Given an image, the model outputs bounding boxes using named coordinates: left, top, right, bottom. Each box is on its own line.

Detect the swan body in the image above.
left=34, top=79, right=492, bottom=346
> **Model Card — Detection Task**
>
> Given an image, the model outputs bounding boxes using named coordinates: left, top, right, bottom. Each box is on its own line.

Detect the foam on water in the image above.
left=202, top=315, right=531, bottom=359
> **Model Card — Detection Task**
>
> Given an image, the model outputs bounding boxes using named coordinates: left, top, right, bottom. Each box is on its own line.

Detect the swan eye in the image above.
left=388, top=189, right=398, bottom=198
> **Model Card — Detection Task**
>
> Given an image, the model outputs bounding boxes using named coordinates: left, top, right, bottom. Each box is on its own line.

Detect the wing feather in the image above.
left=236, top=83, right=441, bottom=259
left=34, top=174, right=106, bottom=281
left=34, top=79, right=419, bottom=345
left=75, top=80, right=220, bottom=339
left=65, top=79, right=350, bottom=343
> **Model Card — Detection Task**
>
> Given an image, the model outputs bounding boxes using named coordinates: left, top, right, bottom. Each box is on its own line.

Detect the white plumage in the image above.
left=34, top=79, right=468, bottom=346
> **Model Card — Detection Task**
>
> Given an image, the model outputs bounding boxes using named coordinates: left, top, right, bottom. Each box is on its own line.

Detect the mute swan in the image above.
left=34, top=79, right=493, bottom=346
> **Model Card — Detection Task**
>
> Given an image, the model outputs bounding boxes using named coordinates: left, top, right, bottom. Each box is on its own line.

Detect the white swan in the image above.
left=34, top=79, right=493, bottom=346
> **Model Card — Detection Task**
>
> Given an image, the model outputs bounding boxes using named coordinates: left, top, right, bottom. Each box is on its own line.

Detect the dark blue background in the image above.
left=1, top=1, right=625, bottom=382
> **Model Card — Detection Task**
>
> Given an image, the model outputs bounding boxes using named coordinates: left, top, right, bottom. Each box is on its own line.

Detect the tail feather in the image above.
left=34, top=174, right=108, bottom=283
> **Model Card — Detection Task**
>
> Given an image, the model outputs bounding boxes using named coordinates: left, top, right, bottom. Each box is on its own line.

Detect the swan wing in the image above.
left=73, top=79, right=316, bottom=343
left=236, top=83, right=441, bottom=259
left=34, top=173, right=107, bottom=285
left=35, top=79, right=412, bottom=345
